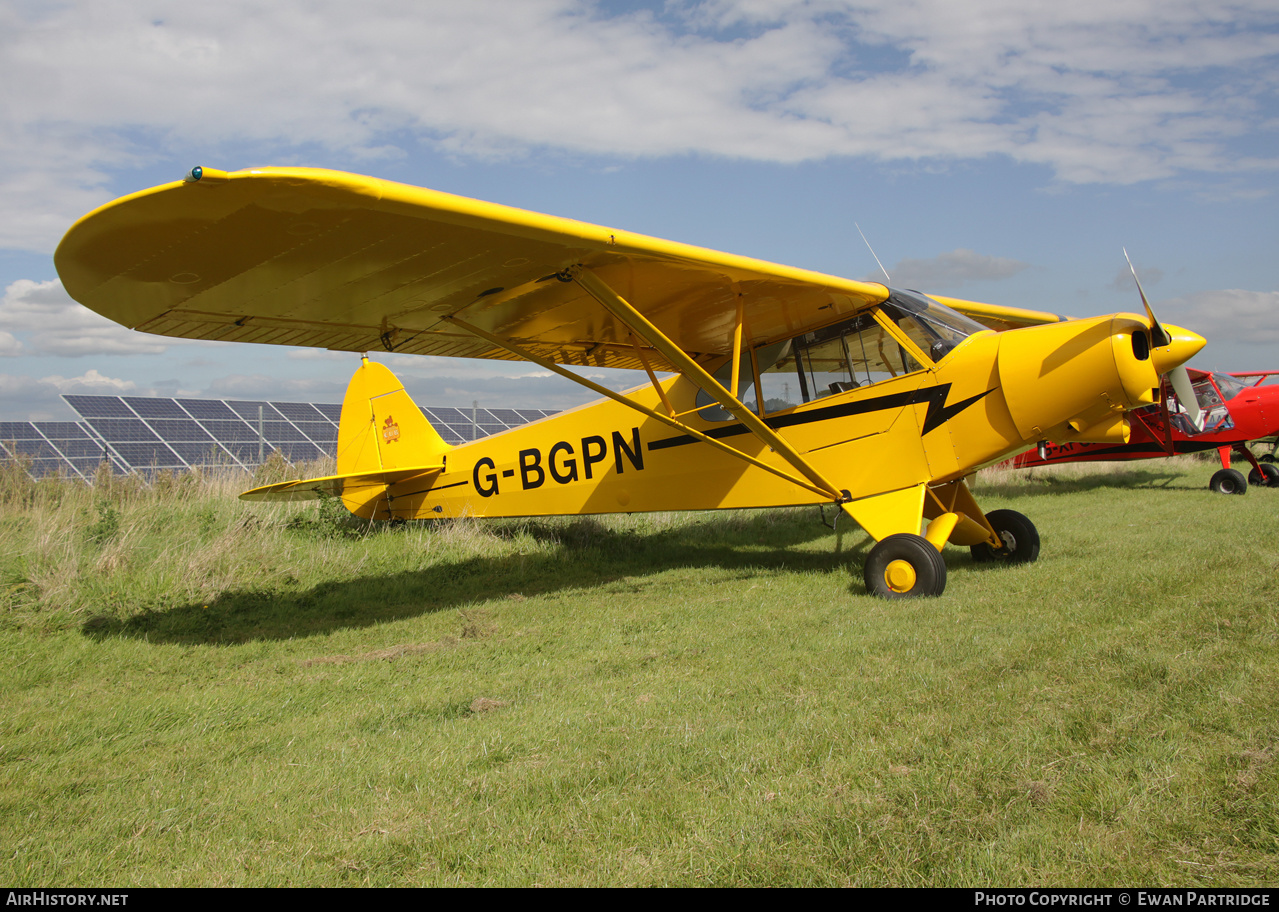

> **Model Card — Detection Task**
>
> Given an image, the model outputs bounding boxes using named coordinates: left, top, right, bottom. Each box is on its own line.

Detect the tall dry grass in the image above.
left=0, top=456, right=344, bottom=625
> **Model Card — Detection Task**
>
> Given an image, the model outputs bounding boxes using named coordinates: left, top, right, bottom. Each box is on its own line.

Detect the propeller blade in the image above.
left=1126, top=250, right=1205, bottom=428
left=1124, top=248, right=1172, bottom=348
left=1168, top=365, right=1204, bottom=432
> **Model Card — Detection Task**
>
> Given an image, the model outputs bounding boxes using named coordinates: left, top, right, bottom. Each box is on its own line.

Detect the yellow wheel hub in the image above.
left=883, top=559, right=917, bottom=593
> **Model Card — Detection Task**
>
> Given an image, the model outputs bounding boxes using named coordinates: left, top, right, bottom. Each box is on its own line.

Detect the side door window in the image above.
left=695, top=309, right=929, bottom=422
left=758, top=311, right=924, bottom=413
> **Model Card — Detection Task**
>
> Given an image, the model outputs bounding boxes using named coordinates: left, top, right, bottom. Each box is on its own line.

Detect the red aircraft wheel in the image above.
left=864, top=534, right=947, bottom=599
left=970, top=509, right=1040, bottom=564
left=1248, top=463, right=1279, bottom=487
left=1209, top=468, right=1247, bottom=495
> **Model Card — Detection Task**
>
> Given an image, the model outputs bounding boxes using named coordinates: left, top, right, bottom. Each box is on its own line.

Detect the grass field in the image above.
left=0, top=456, right=1276, bottom=886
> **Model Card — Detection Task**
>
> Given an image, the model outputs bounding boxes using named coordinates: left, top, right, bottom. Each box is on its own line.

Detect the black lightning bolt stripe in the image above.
left=648, top=384, right=995, bottom=452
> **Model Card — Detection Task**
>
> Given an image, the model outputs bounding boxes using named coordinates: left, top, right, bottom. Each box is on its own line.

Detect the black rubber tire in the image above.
left=864, top=533, right=948, bottom=598
left=970, top=509, right=1040, bottom=564
left=1259, top=454, right=1276, bottom=464
left=1247, top=463, right=1279, bottom=487
left=1209, top=468, right=1247, bottom=495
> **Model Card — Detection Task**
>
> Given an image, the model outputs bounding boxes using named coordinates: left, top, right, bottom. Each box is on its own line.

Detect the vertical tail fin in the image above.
left=334, top=357, right=452, bottom=518
left=337, top=357, right=451, bottom=476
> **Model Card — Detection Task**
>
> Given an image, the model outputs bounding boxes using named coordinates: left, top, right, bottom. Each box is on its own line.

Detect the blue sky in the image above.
left=1, top=0, right=1276, bottom=420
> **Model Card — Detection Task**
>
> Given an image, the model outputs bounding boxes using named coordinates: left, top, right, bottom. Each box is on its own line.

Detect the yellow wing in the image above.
left=55, top=166, right=893, bottom=372
left=930, top=294, right=1066, bottom=332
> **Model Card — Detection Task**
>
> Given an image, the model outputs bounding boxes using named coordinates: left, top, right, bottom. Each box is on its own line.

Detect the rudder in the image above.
left=337, top=357, right=451, bottom=475
left=333, top=358, right=453, bottom=518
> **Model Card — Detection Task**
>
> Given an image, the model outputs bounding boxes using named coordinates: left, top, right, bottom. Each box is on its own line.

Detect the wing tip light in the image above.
left=183, top=166, right=230, bottom=184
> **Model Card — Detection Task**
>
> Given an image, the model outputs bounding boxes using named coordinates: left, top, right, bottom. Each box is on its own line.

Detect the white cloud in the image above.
left=0, top=278, right=227, bottom=356
left=0, top=372, right=74, bottom=421
left=0, top=278, right=171, bottom=355
left=0, top=368, right=140, bottom=421
left=196, top=364, right=601, bottom=411
left=3, top=0, right=1277, bottom=250
left=1159, top=289, right=1279, bottom=344
left=0, top=372, right=52, bottom=399
left=203, top=374, right=347, bottom=399
left=874, top=248, right=1030, bottom=289
left=39, top=368, right=138, bottom=394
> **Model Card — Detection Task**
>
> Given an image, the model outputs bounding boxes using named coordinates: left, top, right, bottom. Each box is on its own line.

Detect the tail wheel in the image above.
left=1247, top=463, right=1279, bottom=487
left=864, top=533, right=947, bottom=598
left=970, top=509, right=1040, bottom=564
left=1209, top=468, right=1247, bottom=495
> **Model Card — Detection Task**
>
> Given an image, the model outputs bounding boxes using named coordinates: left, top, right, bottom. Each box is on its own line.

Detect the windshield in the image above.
left=880, top=289, right=988, bottom=362
left=1212, top=372, right=1246, bottom=401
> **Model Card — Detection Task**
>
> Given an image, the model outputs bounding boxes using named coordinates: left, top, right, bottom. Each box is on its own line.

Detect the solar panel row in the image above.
left=0, top=396, right=557, bottom=480
left=0, top=420, right=128, bottom=480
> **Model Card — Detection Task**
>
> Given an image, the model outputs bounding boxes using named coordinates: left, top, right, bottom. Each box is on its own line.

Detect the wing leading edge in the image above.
left=56, top=167, right=895, bottom=372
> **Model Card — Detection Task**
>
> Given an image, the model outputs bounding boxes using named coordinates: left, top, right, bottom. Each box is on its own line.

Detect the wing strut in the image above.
left=566, top=266, right=846, bottom=501
left=441, top=314, right=836, bottom=499
left=627, top=331, right=677, bottom=417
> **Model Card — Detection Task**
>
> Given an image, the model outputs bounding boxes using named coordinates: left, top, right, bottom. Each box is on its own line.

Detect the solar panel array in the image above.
left=0, top=396, right=557, bottom=480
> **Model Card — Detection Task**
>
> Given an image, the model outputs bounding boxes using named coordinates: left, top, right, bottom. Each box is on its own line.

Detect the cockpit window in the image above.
left=696, top=290, right=987, bottom=420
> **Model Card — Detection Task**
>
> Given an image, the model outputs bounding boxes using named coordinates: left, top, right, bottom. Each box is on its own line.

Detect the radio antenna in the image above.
left=856, top=223, right=891, bottom=283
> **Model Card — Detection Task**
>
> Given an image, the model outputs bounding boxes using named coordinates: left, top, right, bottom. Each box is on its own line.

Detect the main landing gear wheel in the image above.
left=1247, top=463, right=1279, bottom=487
left=1209, top=468, right=1247, bottom=495
left=864, top=533, right=947, bottom=599
left=1260, top=454, right=1277, bottom=464
left=970, top=509, right=1040, bottom=564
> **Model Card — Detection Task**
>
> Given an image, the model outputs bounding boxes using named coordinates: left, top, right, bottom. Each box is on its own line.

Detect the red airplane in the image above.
left=1012, top=370, right=1279, bottom=493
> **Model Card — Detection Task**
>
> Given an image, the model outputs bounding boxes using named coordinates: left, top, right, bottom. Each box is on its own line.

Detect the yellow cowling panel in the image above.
left=1061, top=412, right=1131, bottom=445
left=997, top=315, right=1146, bottom=440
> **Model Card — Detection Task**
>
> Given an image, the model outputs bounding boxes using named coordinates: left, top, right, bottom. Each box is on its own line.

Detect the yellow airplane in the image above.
left=54, top=166, right=1204, bottom=598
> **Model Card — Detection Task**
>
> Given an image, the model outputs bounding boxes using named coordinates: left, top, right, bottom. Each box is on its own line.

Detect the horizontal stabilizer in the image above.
left=239, top=464, right=444, bottom=502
